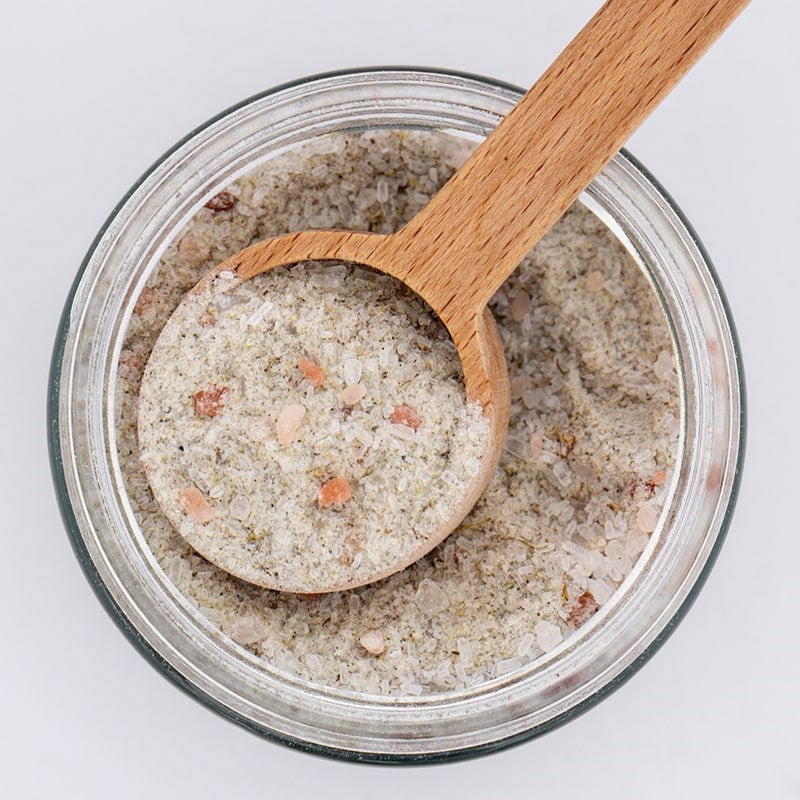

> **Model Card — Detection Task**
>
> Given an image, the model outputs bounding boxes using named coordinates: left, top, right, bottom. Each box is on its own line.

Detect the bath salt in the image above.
left=139, top=261, right=489, bottom=591
left=118, top=129, right=679, bottom=695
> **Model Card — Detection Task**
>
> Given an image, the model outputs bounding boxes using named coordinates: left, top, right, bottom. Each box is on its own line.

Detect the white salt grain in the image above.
left=229, top=495, right=250, bottom=521
left=535, top=621, right=563, bottom=653
left=495, top=657, right=523, bottom=676
left=388, top=423, right=417, bottom=441
left=343, top=357, right=362, bottom=385
left=636, top=503, right=659, bottom=533
left=517, top=632, right=536, bottom=658
left=415, top=579, right=449, bottom=614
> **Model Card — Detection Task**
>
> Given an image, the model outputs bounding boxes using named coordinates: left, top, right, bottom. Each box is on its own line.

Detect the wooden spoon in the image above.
left=142, top=0, right=748, bottom=593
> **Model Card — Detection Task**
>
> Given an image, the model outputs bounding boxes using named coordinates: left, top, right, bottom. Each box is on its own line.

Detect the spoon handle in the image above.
left=381, top=0, right=748, bottom=323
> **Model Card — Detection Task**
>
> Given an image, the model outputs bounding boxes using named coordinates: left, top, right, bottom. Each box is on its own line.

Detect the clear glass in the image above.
left=49, top=68, right=744, bottom=762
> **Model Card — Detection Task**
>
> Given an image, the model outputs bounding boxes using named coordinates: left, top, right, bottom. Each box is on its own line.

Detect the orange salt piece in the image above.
left=390, top=403, right=421, bottom=431
left=193, top=385, right=228, bottom=417
left=649, top=469, right=668, bottom=487
left=318, top=477, right=352, bottom=508
left=178, top=487, right=215, bottom=523
left=298, top=357, right=325, bottom=388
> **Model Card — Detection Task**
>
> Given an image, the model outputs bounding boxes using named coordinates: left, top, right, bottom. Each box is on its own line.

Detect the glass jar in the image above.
left=48, top=68, right=745, bottom=762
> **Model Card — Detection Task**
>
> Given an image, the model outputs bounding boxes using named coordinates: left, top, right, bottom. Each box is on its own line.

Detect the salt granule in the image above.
left=535, top=621, right=563, bottom=653
left=415, top=579, right=449, bottom=615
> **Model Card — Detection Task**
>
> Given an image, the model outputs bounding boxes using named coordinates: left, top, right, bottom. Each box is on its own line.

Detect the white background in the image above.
left=2, top=1, right=798, bottom=797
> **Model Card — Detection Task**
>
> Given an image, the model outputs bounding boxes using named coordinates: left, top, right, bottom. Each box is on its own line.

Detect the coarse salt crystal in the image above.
left=390, top=403, right=421, bottom=431
left=359, top=629, right=385, bottom=655
left=343, top=357, right=362, bottom=385
left=585, top=270, right=605, bottom=292
left=224, top=615, right=269, bottom=645
left=298, top=357, right=325, bottom=388
left=178, top=487, right=214, bottom=523
left=636, top=503, right=659, bottom=533
left=586, top=578, right=614, bottom=604
left=247, top=299, right=275, bottom=327
left=495, top=657, right=522, bottom=676
left=626, top=533, right=650, bottom=557
left=229, top=495, right=250, bottom=521
left=340, top=383, right=367, bottom=405
left=347, top=594, right=361, bottom=613
left=318, top=477, right=353, bottom=507
left=275, top=403, right=306, bottom=445
left=535, top=621, right=563, bottom=653
left=388, top=422, right=416, bottom=441
left=529, top=433, right=544, bottom=459
left=552, top=460, right=572, bottom=487
left=456, top=637, right=473, bottom=664
left=510, top=290, right=531, bottom=322
left=517, top=632, right=536, bottom=658
left=414, top=579, right=449, bottom=614
left=510, top=374, right=533, bottom=399
left=654, top=350, right=678, bottom=383
left=376, top=178, right=389, bottom=203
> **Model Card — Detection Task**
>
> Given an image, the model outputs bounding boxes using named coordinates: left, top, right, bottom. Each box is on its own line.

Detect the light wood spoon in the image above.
left=141, top=0, right=748, bottom=593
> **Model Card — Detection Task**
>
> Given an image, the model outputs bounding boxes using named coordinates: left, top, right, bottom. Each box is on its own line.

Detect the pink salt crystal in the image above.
left=390, top=403, right=421, bottom=431
left=318, top=477, right=353, bottom=508
left=275, top=403, right=306, bottom=445
left=414, top=579, right=449, bottom=614
left=359, top=629, right=385, bottom=656
left=510, top=290, right=531, bottom=322
left=529, top=433, right=544, bottom=459
left=118, top=351, right=143, bottom=377
left=178, top=487, right=214, bottom=524
left=298, top=357, right=325, bottom=388
left=636, top=503, right=659, bottom=533
left=649, top=470, right=668, bottom=487
left=133, top=286, right=157, bottom=316
left=510, top=374, right=533, bottom=400
left=177, top=231, right=210, bottom=266
left=193, top=385, right=228, bottom=418
left=339, top=529, right=363, bottom=565
left=585, top=270, right=605, bottom=293
left=567, top=591, right=599, bottom=627
left=340, top=384, right=367, bottom=406
left=653, top=350, right=677, bottom=382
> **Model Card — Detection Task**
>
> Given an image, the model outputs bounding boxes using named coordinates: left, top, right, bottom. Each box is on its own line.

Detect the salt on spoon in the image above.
left=139, top=0, right=747, bottom=593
